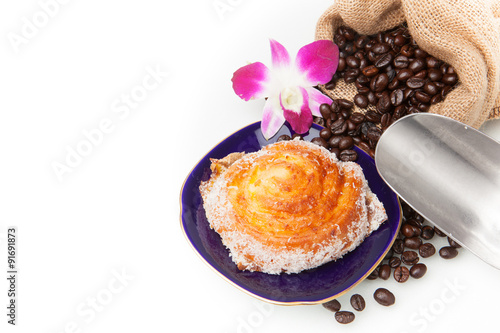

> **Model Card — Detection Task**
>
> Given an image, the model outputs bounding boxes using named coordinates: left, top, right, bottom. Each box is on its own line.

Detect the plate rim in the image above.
left=179, top=121, right=402, bottom=305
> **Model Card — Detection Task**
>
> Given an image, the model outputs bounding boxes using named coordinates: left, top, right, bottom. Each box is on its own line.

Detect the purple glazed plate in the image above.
left=180, top=122, right=401, bottom=305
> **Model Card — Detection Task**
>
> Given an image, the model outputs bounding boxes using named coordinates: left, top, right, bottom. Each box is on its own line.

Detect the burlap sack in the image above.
left=315, top=0, right=500, bottom=129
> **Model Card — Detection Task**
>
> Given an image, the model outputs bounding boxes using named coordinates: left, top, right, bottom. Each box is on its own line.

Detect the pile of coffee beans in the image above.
left=322, top=24, right=458, bottom=130
left=306, top=24, right=461, bottom=325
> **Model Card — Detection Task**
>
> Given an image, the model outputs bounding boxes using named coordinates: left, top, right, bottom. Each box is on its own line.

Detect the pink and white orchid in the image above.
left=232, top=39, right=339, bottom=139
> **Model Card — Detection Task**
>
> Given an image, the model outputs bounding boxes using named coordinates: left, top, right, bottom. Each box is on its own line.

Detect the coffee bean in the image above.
left=389, top=256, right=401, bottom=268
left=406, top=77, right=425, bottom=89
left=390, top=88, right=404, bottom=106
left=335, top=311, right=355, bottom=324
left=442, top=73, right=458, bottom=86
left=378, top=264, right=391, bottom=280
left=419, top=243, right=436, bottom=258
left=311, top=137, right=329, bottom=149
left=393, top=55, right=409, bottom=68
left=339, top=149, right=358, bottom=161
left=367, top=268, right=379, bottom=280
left=420, top=226, right=435, bottom=240
left=346, top=55, right=361, bottom=68
left=428, top=68, right=443, bottom=81
left=426, top=56, right=441, bottom=68
left=394, top=266, right=410, bottom=282
left=338, top=99, right=354, bottom=110
left=322, top=299, right=341, bottom=312
left=350, top=294, right=366, bottom=311
left=374, top=288, right=395, bottom=306
left=401, top=250, right=419, bottom=265
left=393, top=239, right=404, bottom=254
left=362, top=65, right=379, bottom=77
left=376, top=92, right=391, bottom=113
left=319, top=127, right=332, bottom=140
left=365, top=111, right=381, bottom=123
left=354, top=94, right=369, bottom=108
left=410, top=263, right=427, bottom=279
left=415, top=91, right=431, bottom=103
left=423, top=82, right=439, bottom=96
left=371, top=42, right=390, bottom=54
left=320, top=103, right=332, bottom=118
left=375, top=53, right=393, bottom=69
left=330, top=147, right=340, bottom=159
left=366, top=126, right=382, bottom=141
left=396, top=68, right=413, bottom=81
left=349, top=112, right=365, bottom=124
left=331, top=119, right=347, bottom=135
left=402, top=223, right=418, bottom=238
left=439, top=246, right=458, bottom=259
left=328, top=135, right=343, bottom=148
left=404, top=236, right=422, bottom=249
left=400, top=44, right=414, bottom=57
left=371, top=73, right=389, bottom=92
left=338, top=136, right=354, bottom=150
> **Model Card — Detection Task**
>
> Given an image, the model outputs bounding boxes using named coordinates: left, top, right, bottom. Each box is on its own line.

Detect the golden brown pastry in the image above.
left=200, top=139, right=387, bottom=274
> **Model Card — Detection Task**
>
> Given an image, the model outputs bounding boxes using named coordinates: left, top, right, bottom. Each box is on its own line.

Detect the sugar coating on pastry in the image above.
left=199, top=139, right=387, bottom=274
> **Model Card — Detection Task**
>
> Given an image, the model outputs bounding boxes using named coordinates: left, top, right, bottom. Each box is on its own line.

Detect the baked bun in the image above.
left=200, top=139, right=387, bottom=274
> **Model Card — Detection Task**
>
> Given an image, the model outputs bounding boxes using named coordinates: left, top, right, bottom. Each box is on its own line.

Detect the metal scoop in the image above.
left=375, top=113, right=500, bottom=269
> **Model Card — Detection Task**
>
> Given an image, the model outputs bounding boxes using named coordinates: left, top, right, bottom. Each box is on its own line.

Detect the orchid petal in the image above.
left=270, top=39, right=291, bottom=68
left=280, top=87, right=312, bottom=134
left=306, top=87, right=333, bottom=117
left=231, top=62, right=270, bottom=101
left=261, top=97, right=286, bottom=139
left=295, top=40, right=339, bottom=86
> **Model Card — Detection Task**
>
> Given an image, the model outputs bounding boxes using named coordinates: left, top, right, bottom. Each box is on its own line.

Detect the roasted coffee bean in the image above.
left=371, top=73, right=389, bottom=92
left=365, top=111, right=382, bottom=123
left=408, top=58, right=426, bottom=73
left=338, top=136, right=354, bottom=150
left=381, top=113, right=392, bottom=128
left=415, top=91, right=431, bottom=103
left=402, top=223, right=419, bottom=237
left=396, top=68, right=413, bottom=81
left=419, top=243, right=436, bottom=258
left=423, top=82, right=439, bottom=96
left=375, top=53, right=393, bottom=68
left=346, top=55, right=361, bottom=68
left=371, top=42, right=390, bottom=54
left=400, top=44, right=414, bottom=57
left=341, top=108, right=351, bottom=119
left=320, top=103, right=332, bottom=118
left=428, top=68, right=443, bottom=81
left=414, top=48, right=428, bottom=58
left=353, top=94, right=369, bottom=108
left=401, top=250, right=419, bottom=265
left=430, top=94, right=442, bottom=104
left=350, top=294, right=366, bottom=311
left=323, top=299, right=341, bottom=312
left=393, top=239, right=404, bottom=254
left=346, top=120, right=357, bottom=133
left=376, top=92, right=392, bottom=113
left=406, top=77, right=425, bottom=89
left=349, top=112, right=365, bottom=124
left=426, top=56, right=441, bottom=68
left=291, top=133, right=303, bottom=140
left=356, top=75, right=371, bottom=86
left=414, top=69, right=428, bottom=79
left=440, top=246, right=459, bottom=259
left=374, top=288, right=395, bottom=306
left=338, top=98, right=354, bottom=110
left=311, top=137, right=329, bottom=149
left=420, top=226, right=435, bottom=240
left=331, top=119, right=348, bottom=135
left=404, top=236, right=422, bottom=250
left=390, top=89, right=404, bottom=106
left=335, top=311, right=355, bottom=324
left=393, top=55, right=409, bottom=68
left=344, top=68, right=360, bottom=83
left=277, top=134, right=291, bottom=142
left=442, top=73, right=458, bottom=86
left=389, top=256, right=401, bottom=268
left=378, top=264, right=392, bottom=280
left=367, top=267, right=379, bottom=280
left=362, top=65, right=379, bottom=77
left=448, top=237, right=462, bottom=248
left=355, top=35, right=370, bottom=49
left=358, top=141, right=371, bottom=153
left=394, top=266, right=410, bottom=283
left=319, top=127, right=332, bottom=140
left=339, top=149, right=358, bottom=161
left=410, top=263, right=427, bottom=279
left=328, top=135, right=343, bottom=148
left=337, top=57, right=346, bottom=72
left=366, top=126, right=382, bottom=141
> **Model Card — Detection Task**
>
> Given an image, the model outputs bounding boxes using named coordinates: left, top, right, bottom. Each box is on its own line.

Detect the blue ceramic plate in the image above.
left=180, top=122, right=401, bottom=305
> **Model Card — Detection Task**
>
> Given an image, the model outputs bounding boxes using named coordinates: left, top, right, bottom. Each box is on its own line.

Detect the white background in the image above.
left=1, top=0, right=500, bottom=332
